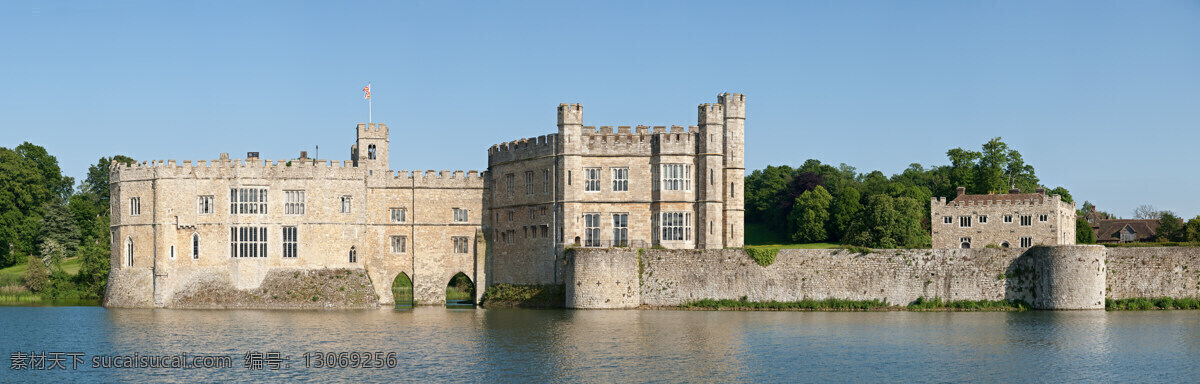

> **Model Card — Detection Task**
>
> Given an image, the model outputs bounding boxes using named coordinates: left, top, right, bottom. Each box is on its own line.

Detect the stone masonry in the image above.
left=486, top=93, right=746, bottom=287
left=931, top=187, right=1076, bottom=249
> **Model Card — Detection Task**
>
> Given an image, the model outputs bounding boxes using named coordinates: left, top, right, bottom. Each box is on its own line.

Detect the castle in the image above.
left=105, top=93, right=746, bottom=307
left=930, top=187, right=1076, bottom=249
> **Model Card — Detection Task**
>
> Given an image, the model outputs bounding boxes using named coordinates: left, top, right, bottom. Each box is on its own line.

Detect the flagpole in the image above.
left=368, top=82, right=373, bottom=124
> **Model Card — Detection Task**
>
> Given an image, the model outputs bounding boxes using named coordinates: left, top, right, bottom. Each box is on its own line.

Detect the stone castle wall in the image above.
left=1106, top=247, right=1200, bottom=299
left=569, top=245, right=1116, bottom=310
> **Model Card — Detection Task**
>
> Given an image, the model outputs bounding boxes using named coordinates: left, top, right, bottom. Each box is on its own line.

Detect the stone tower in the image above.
left=556, top=103, right=583, bottom=246
left=720, top=93, right=745, bottom=247
left=696, top=102, right=726, bottom=249
left=352, top=123, right=389, bottom=174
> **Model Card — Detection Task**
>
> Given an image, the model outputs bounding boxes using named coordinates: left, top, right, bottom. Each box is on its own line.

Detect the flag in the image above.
left=363, top=84, right=371, bottom=100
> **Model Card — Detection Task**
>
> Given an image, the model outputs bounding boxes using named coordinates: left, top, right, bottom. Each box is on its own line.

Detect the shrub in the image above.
left=744, top=247, right=779, bottom=267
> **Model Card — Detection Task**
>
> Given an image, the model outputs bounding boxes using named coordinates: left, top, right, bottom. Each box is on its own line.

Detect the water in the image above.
left=2, top=306, right=1199, bottom=383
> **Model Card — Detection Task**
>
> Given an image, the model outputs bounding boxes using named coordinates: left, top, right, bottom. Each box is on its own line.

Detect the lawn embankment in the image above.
left=681, top=296, right=1030, bottom=312
left=1106, top=297, right=1200, bottom=310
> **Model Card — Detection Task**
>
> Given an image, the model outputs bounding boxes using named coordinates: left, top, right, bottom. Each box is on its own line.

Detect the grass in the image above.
left=907, top=296, right=1030, bottom=311
left=0, top=257, right=82, bottom=285
left=682, top=297, right=891, bottom=311
left=682, top=296, right=1031, bottom=311
left=744, top=222, right=842, bottom=250
left=478, top=284, right=566, bottom=308
left=1106, top=297, right=1200, bottom=310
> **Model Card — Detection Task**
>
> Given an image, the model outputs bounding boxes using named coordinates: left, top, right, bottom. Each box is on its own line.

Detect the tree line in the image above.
left=744, top=137, right=1079, bottom=248
left=0, top=142, right=132, bottom=299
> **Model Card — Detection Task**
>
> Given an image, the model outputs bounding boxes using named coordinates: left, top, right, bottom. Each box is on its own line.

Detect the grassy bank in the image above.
left=479, top=284, right=565, bottom=308
left=681, top=296, right=1029, bottom=311
left=1106, top=297, right=1200, bottom=310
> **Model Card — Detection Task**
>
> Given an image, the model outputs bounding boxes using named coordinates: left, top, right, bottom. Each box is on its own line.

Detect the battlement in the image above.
left=356, top=122, right=389, bottom=138
left=718, top=92, right=746, bottom=118
left=698, top=103, right=725, bottom=125
left=933, top=193, right=1066, bottom=208
left=557, top=103, right=583, bottom=126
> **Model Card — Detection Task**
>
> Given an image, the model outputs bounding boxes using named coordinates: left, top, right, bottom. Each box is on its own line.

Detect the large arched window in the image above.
left=367, top=144, right=377, bottom=160
left=192, top=233, right=200, bottom=259
left=125, top=237, right=134, bottom=267
left=349, top=246, right=357, bottom=263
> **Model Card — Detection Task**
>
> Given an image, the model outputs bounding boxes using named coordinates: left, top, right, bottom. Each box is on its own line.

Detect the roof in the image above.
left=948, top=193, right=1047, bottom=205
left=1094, top=219, right=1160, bottom=242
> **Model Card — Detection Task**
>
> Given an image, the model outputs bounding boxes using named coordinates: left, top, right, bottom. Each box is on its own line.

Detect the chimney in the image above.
left=299, top=151, right=308, bottom=160
left=219, top=153, right=229, bottom=160
left=246, top=152, right=260, bottom=159
left=1035, top=188, right=1046, bottom=195
left=1009, top=188, right=1021, bottom=194
left=956, top=187, right=966, bottom=197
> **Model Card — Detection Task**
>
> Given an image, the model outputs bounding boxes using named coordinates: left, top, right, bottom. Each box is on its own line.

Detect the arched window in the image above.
left=192, top=233, right=200, bottom=259
left=125, top=237, right=134, bottom=267
left=961, top=242, right=971, bottom=249
left=349, top=246, right=357, bottom=263
left=1001, top=241, right=1010, bottom=249
left=367, top=145, right=376, bottom=160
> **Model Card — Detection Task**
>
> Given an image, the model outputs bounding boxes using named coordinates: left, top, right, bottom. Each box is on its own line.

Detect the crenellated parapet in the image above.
left=111, top=157, right=374, bottom=182
left=376, top=169, right=486, bottom=189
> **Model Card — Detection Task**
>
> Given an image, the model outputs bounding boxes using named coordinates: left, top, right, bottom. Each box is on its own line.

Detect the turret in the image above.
left=352, top=123, right=390, bottom=175
left=718, top=93, right=746, bottom=248
left=557, top=103, right=583, bottom=154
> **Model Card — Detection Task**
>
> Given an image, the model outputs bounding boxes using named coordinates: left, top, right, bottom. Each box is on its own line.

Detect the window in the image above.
left=731, top=182, right=736, bottom=198
left=660, top=212, right=692, bottom=241
left=1020, top=215, right=1033, bottom=226
left=567, top=170, right=572, bottom=185
left=230, top=188, right=268, bottom=214
left=710, top=169, right=714, bottom=185
left=659, top=164, right=692, bottom=191
left=391, top=235, right=407, bottom=253
left=349, top=246, right=357, bottom=263
left=528, top=206, right=536, bottom=220
left=453, top=236, right=470, bottom=253
left=507, top=209, right=514, bottom=222
left=1038, top=214, right=1048, bottom=222
left=454, top=208, right=469, bottom=223
left=283, top=190, right=305, bottom=215
left=1020, top=237, right=1033, bottom=247
left=367, top=144, right=376, bottom=160
left=525, top=171, right=535, bottom=195
left=543, top=169, right=550, bottom=194
left=505, top=173, right=514, bottom=198
left=978, top=215, right=988, bottom=224
left=130, top=197, right=141, bottom=216
left=230, top=226, right=267, bottom=258
left=1004, top=215, right=1013, bottom=223
left=540, top=225, right=548, bottom=239
left=612, top=213, right=628, bottom=247
left=340, top=196, right=352, bottom=214
left=192, top=233, right=200, bottom=259
left=198, top=196, right=214, bottom=214
left=505, top=230, right=514, bottom=245
left=540, top=206, right=547, bottom=217
left=584, top=168, right=601, bottom=192
left=391, top=208, right=407, bottom=223
left=169, top=245, right=175, bottom=260
left=282, top=226, right=297, bottom=258
left=125, top=238, right=133, bottom=267
left=943, top=216, right=952, bottom=224
left=959, top=216, right=972, bottom=228
left=960, top=237, right=972, bottom=249
left=612, top=168, right=629, bottom=192
left=583, top=213, right=601, bottom=247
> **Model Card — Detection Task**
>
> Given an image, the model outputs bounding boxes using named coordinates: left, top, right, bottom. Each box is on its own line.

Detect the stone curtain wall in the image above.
left=568, top=246, right=1109, bottom=310
left=1107, top=247, right=1200, bottom=299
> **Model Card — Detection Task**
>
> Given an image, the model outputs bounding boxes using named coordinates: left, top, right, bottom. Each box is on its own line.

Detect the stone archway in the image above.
left=392, top=272, right=413, bottom=306
left=446, top=272, right=475, bottom=305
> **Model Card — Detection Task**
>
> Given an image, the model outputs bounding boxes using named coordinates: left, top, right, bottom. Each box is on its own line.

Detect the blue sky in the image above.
left=1, top=1, right=1198, bottom=218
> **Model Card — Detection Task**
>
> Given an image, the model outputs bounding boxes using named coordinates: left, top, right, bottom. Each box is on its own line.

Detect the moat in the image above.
left=3, top=307, right=1199, bottom=382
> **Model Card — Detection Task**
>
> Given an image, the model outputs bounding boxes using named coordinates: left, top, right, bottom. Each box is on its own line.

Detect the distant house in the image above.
left=1093, top=220, right=1160, bottom=243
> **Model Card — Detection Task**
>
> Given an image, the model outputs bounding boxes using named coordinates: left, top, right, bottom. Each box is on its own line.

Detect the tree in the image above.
left=1075, top=217, right=1095, bottom=244
left=14, top=142, right=73, bottom=199
left=39, top=197, right=81, bottom=262
left=1185, top=216, right=1200, bottom=243
left=744, top=165, right=793, bottom=224
left=1157, top=212, right=1185, bottom=242
left=826, top=186, right=862, bottom=241
left=1048, top=186, right=1073, bottom=205
left=0, top=147, right=51, bottom=267
left=787, top=186, right=832, bottom=243
left=1133, top=205, right=1160, bottom=220
left=82, top=155, right=134, bottom=207
left=843, top=195, right=929, bottom=248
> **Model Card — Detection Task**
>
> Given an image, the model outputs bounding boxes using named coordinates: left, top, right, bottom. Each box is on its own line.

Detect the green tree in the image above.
left=22, top=255, right=50, bottom=292
left=1157, top=212, right=1185, bottom=242
left=826, top=186, right=862, bottom=241
left=787, top=186, right=832, bottom=243
left=14, top=142, right=73, bottom=199
left=83, top=155, right=134, bottom=206
left=39, top=197, right=81, bottom=261
left=844, top=195, right=929, bottom=248
left=1075, top=217, right=1095, bottom=244
left=1048, top=186, right=1073, bottom=204
left=1186, top=216, right=1200, bottom=243
left=0, top=147, right=51, bottom=267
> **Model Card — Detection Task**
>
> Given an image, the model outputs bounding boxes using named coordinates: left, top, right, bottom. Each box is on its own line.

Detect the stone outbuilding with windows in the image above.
left=931, top=187, right=1076, bottom=249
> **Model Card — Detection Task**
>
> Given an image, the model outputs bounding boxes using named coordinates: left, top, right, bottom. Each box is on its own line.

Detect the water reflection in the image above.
left=1, top=307, right=1199, bottom=382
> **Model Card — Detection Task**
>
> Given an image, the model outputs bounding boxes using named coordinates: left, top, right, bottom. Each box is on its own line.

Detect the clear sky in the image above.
left=1, top=1, right=1198, bottom=218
